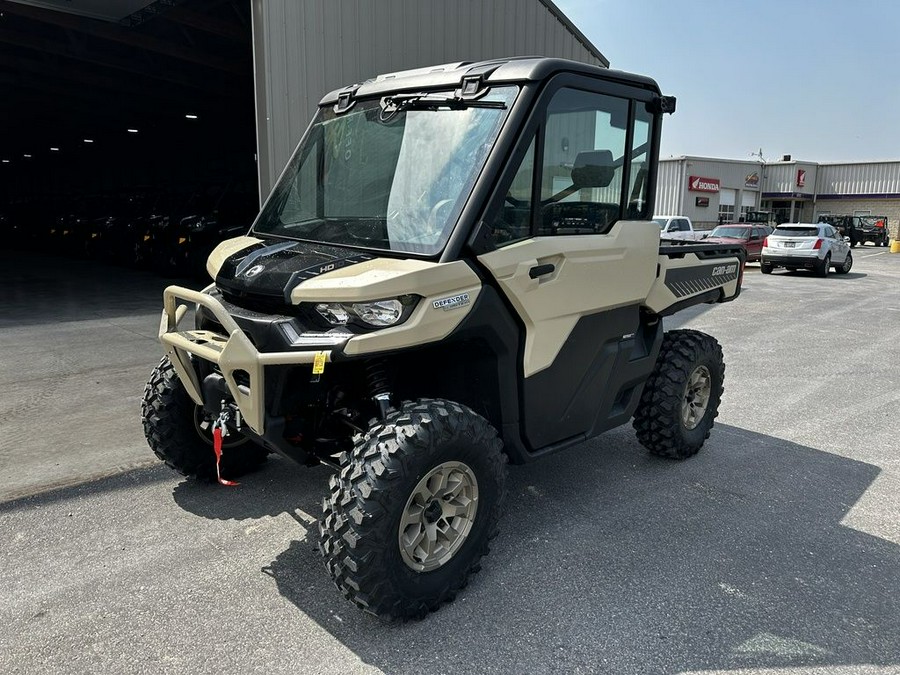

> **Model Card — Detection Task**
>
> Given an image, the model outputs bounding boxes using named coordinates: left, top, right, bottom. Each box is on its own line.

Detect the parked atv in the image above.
left=151, top=181, right=258, bottom=279
left=142, top=57, right=745, bottom=621
left=855, top=215, right=890, bottom=247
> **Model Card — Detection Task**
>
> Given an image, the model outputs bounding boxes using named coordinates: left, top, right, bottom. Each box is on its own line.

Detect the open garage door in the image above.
left=0, top=0, right=257, bottom=277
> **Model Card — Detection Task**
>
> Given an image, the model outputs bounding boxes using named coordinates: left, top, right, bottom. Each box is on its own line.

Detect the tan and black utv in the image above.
left=142, top=57, right=745, bottom=620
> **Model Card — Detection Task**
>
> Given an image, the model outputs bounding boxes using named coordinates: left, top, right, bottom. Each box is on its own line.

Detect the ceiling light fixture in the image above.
left=84, top=139, right=93, bottom=143
left=50, top=147, right=60, bottom=151
left=127, top=128, right=139, bottom=133
left=185, top=114, right=199, bottom=120
left=23, top=154, right=32, bottom=158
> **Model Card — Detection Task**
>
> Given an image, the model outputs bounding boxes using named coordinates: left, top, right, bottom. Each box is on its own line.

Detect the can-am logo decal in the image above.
left=688, top=175, right=720, bottom=193
left=711, top=264, right=738, bottom=276
left=432, top=293, right=470, bottom=311
left=665, top=263, right=740, bottom=298
left=243, top=264, right=265, bottom=278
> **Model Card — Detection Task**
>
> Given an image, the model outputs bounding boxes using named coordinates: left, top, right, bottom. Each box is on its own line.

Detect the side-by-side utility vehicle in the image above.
left=142, top=57, right=745, bottom=620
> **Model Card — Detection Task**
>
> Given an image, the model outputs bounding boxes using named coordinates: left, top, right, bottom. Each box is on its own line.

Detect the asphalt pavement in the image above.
left=1, top=247, right=899, bottom=674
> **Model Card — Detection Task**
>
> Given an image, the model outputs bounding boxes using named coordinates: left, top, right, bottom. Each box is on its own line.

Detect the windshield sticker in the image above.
left=432, top=293, right=470, bottom=311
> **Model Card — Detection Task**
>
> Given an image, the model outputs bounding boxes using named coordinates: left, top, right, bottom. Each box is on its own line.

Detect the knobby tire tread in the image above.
left=141, top=356, right=266, bottom=481
left=632, top=329, right=724, bottom=459
left=319, top=398, right=507, bottom=621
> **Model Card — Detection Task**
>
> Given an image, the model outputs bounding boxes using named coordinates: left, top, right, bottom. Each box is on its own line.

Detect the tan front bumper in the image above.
left=159, top=285, right=331, bottom=435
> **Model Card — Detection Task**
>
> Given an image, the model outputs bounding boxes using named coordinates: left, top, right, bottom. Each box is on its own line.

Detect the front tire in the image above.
left=319, top=398, right=507, bottom=621
left=633, top=330, right=724, bottom=459
left=141, top=356, right=267, bottom=480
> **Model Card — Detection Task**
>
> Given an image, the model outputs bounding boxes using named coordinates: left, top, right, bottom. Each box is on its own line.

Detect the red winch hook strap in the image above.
left=212, top=426, right=239, bottom=487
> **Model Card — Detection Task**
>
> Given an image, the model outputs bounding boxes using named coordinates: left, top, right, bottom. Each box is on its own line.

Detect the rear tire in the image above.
left=760, top=261, right=774, bottom=274
left=835, top=251, right=853, bottom=274
left=141, top=356, right=267, bottom=480
left=319, top=398, right=507, bottom=621
left=633, top=330, right=724, bottom=459
left=816, top=254, right=831, bottom=277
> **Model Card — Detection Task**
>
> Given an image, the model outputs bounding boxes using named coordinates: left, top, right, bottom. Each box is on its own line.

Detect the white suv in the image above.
left=761, top=223, right=852, bottom=277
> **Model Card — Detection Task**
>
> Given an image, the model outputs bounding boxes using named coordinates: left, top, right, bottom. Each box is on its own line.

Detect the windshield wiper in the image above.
left=379, top=93, right=506, bottom=120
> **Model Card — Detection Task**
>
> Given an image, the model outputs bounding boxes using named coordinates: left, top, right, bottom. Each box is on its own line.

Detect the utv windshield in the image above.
left=253, top=86, right=519, bottom=255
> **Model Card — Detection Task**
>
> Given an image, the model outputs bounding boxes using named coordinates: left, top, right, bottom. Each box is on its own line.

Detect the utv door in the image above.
left=476, top=79, right=664, bottom=451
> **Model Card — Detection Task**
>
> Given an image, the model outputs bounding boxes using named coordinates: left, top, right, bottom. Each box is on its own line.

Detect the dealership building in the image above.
left=656, top=155, right=900, bottom=238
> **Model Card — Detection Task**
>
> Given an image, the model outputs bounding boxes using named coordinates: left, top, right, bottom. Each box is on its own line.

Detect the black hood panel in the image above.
left=215, top=239, right=375, bottom=302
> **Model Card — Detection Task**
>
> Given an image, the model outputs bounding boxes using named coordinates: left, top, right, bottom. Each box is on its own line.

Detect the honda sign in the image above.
left=688, top=175, right=720, bottom=193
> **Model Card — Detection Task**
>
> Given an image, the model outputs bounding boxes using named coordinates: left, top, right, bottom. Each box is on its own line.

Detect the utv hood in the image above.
left=209, top=235, right=481, bottom=309
left=213, top=237, right=375, bottom=302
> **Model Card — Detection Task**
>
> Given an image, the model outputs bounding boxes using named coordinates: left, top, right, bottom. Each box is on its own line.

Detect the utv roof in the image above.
left=319, top=57, right=662, bottom=107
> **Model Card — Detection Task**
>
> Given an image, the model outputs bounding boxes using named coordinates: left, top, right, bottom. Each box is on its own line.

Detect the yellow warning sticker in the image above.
left=312, top=351, right=327, bottom=375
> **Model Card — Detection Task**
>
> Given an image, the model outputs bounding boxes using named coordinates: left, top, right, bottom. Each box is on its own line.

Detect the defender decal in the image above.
left=432, top=293, right=471, bottom=311
left=665, top=263, right=739, bottom=298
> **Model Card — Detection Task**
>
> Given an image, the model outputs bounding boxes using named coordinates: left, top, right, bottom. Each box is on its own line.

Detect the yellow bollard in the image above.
left=891, top=239, right=900, bottom=254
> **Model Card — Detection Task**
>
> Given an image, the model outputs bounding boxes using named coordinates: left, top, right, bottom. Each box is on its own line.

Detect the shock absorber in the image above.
left=365, top=358, right=393, bottom=420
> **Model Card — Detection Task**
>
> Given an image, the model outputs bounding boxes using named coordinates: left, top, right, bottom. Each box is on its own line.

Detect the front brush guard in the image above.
left=158, top=285, right=331, bottom=435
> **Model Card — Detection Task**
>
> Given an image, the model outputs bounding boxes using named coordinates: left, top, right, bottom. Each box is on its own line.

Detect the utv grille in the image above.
left=217, top=287, right=296, bottom=316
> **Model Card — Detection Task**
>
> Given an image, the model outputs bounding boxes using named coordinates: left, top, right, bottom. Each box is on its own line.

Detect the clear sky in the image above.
left=555, top=0, right=900, bottom=163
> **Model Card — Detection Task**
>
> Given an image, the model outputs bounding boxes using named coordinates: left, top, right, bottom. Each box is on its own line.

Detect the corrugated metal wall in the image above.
left=656, top=159, right=684, bottom=215
left=817, top=162, right=900, bottom=195
left=657, top=157, right=763, bottom=227
left=688, top=159, right=761, bottom=191
left=251, top=0, right=607, bottom=198
left=762, top=162, right=818, bottom=196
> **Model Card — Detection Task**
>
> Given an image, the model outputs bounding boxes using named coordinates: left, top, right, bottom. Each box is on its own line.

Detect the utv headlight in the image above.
left=315, top=296, right=416, bottom=328
left=315, top=303, right=352, bottom=325
left=351, top=299, right=403, bottom=326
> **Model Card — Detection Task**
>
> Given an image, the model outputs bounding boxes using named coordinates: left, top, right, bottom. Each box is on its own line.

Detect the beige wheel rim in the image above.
left=398, top=461, right=479, bottom=572
left=682, top=365, right=712, bottom=430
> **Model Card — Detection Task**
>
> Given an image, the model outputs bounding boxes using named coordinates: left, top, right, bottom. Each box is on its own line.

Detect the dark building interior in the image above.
left=0, top=0, right=257, bottom=275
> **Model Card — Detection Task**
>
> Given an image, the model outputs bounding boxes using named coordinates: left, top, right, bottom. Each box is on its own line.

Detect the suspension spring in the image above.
left=364, top=358, right=391, bottom=398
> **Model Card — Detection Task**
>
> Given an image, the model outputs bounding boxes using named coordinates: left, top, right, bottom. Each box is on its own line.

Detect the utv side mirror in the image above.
left=648, top=95, right=677, bottom=115
left=571, top=150, right=615, bottom=189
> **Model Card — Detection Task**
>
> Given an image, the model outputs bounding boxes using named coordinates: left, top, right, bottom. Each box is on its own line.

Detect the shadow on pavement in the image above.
left=0, top=465, right=172, bottom=511
left=1, top=250, right=194, bottom=328
left=249, top=424, right=898, bottom=674
left=170, top=455, right=329, bottom=521
left=774, top=270, right=867, bottom=281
